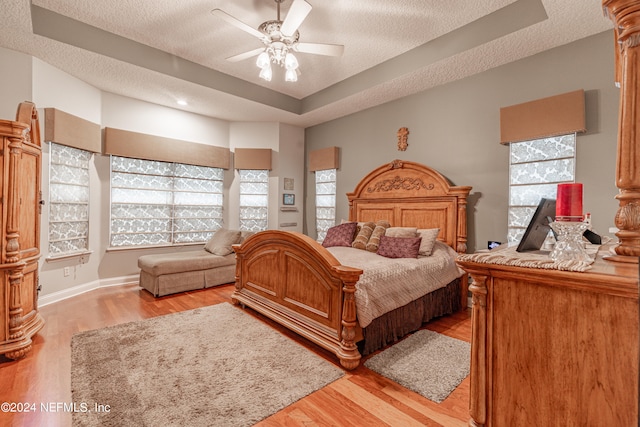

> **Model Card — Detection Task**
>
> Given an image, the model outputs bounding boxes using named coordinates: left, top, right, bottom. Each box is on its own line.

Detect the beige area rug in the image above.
left=364, top=329, right=470, bottom=403
left=71, top=303, right=344, bottom=427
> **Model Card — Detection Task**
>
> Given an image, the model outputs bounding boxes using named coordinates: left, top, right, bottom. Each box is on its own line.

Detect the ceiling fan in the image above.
left=211, top=0, right=344, bottom=82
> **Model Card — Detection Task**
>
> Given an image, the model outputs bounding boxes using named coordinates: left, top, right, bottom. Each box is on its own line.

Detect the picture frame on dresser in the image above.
left=516, top=198, right=556, bottom=253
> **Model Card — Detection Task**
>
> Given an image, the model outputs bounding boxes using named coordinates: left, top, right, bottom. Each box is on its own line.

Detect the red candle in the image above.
left=556, top=183, right=583, bottom=221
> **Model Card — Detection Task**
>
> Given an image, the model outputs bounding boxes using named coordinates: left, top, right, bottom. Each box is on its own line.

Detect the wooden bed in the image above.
left=232, top=160, right=472, bottom=369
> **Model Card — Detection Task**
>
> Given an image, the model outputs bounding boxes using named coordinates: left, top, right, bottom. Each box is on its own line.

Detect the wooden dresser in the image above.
left=0, top=102, right=44, bottom=360
left=457, top=248, right=638, bottom=426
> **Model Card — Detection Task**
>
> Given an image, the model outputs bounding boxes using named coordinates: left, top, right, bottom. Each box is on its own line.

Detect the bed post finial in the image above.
left=389, top=159, right=404, bottom=169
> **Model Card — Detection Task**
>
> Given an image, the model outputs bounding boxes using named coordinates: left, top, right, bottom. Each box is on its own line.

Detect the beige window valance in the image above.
left=234, top=148, right=272, bottom=170
left=500, top=89, right=586, bottom=144
left=103, top=127, right=230, bottom=169
left=309, top=146, right=339, bottom=171
left=44, top=108, right=101, bottom=152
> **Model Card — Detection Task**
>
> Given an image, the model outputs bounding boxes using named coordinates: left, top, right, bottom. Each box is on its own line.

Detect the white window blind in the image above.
left=48, top=142, right=91, bottom=256
left=110, top=156, right=223, bottom=247
left=508, top=133, right=576, bottom=243
left=315, top=168, right=337, bottom=241
left=239, top=169, right=269, bottom=232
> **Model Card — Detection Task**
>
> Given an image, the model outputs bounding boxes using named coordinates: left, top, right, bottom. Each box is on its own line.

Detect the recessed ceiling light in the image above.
left=177, top=100, right=188, bottom=106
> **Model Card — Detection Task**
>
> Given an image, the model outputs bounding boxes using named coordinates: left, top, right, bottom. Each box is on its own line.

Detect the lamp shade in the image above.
left=285, top=68, right=298, bottom=82
left=285, top=53, right=299, bottom=70
left=259, top=64, right=273, bottom=81
left=256, top=51, right=270, bottom=69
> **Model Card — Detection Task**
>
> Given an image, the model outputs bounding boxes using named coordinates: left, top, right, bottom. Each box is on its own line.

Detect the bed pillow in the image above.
left=377, top=235, right=422, bottom=259
left=365, top=220, right=390, bottom=252
left=385, top=227, right=418, bottom=238
left=204, top=228, right=242, bottom=256
left=322, top=222, right=358, bottom=248
left=352, top=221, right=376, bottom=249
left=341, top=219, right=364, bottom=235
left=417, top=228, right=440, bottom=256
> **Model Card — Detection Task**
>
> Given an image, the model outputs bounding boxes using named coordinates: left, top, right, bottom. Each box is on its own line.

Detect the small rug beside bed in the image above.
left=364, top=329, right=470, bottom=403
left=70, top=302, right=344, bottom=427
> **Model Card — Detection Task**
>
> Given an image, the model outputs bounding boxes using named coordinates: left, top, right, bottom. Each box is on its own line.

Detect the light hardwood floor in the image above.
left=0, top=283, right=471, bottom=427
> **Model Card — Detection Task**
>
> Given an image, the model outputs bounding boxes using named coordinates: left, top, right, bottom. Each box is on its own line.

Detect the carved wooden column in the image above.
left=467, top=273, right=488, bottom=427
left=5, top=128, right=28, bottom=359
left=603, top=0, right=640, bottom=259
left=335, top=265, right=363, bottom=370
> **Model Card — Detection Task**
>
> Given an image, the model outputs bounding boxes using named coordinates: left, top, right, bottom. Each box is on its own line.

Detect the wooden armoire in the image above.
left=0, top=102, right=44, bottom=359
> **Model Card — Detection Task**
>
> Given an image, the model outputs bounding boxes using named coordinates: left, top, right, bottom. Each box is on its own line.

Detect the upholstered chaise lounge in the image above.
left=138, top=228, right=249, bottom=297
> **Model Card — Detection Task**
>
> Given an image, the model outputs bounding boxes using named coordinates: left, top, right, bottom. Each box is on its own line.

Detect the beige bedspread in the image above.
left=327, top=241, right=463, bottom=328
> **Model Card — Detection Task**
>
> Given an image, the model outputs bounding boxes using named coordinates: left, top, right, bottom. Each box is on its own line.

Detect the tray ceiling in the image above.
left=0, top=0, right=613, bottom=127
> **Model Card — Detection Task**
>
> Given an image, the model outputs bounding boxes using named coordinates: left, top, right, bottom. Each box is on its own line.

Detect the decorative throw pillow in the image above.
left=417, top=228, right=440, bottom=256
left=204, top=228, right=242, bottom=256
left=352, top=222, right=376, bottom=249
left=377, top=235, right=422, bottom=259
left=322, top=222, right=358, bottom=248
left=341, top=219, right=364, bottom=235
left=385, top=227, right=418, bottom=238
left=365, top=220, right=390, bottom=252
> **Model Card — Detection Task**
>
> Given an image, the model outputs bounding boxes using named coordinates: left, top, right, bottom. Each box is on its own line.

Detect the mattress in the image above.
left=327, top=241, right=463, bottom=328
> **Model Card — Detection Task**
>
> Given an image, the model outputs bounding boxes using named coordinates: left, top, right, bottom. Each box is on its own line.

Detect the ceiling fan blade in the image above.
left=295, top=42, right=344, bottom=57
left=280, top=0, right=312, bottom=37
left=226, top=47, right=265, bottom=62
left=211, top=9, right=266, bottom=40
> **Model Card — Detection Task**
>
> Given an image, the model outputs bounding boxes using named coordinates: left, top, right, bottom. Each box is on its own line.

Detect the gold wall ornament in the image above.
left=397, top=127, right=409, bottom=151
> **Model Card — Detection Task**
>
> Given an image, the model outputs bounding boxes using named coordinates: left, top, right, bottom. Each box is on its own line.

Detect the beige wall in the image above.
left=304, top=31, right=619, bottom=252
left=228, top=122, right=305, bottom=232
left=0, top=47, right=32, bottom=119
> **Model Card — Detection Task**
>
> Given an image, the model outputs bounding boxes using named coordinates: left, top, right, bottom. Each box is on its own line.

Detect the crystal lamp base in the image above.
left=549, top=221, right=591, bottom=263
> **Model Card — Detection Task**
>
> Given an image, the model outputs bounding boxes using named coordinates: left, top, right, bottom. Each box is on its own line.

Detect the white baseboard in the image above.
left=38, top=274, right=140, bottom=307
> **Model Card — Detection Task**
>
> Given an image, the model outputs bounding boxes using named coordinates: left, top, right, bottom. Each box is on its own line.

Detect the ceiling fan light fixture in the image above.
left=213, top=0, right=343, bottom=83
left=284, top=52, right=299, bottom=70
left=269, top=42, right=288, bottom=64
left=259, top=64, right=273, bottom=81
left=285, top=68, right=298, bottom=82
left=256, top=51, right=270, bottom=68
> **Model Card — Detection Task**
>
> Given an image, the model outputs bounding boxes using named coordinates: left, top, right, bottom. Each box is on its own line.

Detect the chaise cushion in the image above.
left=138, top=250, right=235, bottom=276
left=204, top=228, right=242, bottom=256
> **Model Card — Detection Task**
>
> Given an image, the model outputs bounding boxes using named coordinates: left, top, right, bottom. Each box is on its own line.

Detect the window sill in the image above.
left=46, top=250, right=93, bottom=263
left=105, top=242, right=204, bottom=252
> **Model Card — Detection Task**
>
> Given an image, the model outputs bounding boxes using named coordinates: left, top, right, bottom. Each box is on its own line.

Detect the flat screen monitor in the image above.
left=516, top=198, right=556, bottom=253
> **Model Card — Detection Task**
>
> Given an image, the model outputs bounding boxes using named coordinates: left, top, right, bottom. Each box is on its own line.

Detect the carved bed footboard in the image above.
left=232, top=230, right=364, bottom=370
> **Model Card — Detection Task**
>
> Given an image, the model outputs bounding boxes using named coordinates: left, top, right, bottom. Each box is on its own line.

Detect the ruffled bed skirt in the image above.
left=359, top=278, right=462, bottom=355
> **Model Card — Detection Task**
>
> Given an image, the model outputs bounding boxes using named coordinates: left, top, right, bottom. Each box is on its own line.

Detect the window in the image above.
left=48, top=143, right=91, bottom=256
left=315, top=169, right=337, bottom=241
left=508, top=133, right=576, bottom=243
left=239, top=169, right=269, bottom=232
left=110, top=156, right=223, bottom=247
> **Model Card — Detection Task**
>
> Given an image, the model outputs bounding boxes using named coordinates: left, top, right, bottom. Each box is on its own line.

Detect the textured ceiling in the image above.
left=0, top=0, right=612, bottom=127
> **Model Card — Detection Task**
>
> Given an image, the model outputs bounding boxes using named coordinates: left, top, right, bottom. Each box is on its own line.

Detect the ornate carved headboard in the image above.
left=347, top=160, right=472, bottom=254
